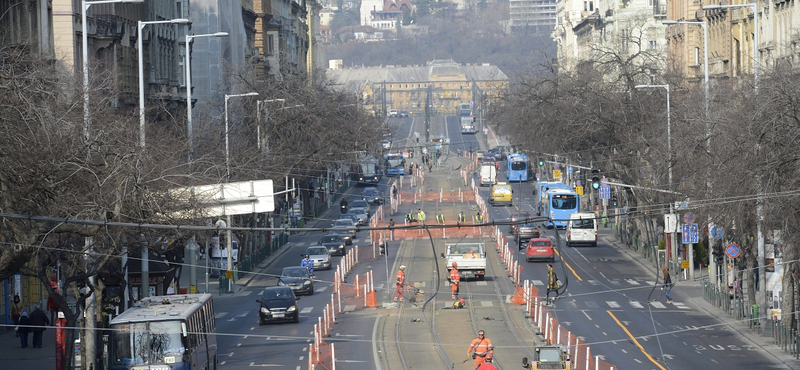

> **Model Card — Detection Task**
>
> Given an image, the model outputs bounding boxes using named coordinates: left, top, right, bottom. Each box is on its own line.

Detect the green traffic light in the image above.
left=538, top=161, right=544, bottom=166
left=592, top=182, right=600, bottom=189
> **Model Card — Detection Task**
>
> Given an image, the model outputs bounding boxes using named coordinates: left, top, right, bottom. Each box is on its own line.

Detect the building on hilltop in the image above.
left=326, top=59, right=508, bottom=118
left=508, top=0, right=557, bottom=34
left=360, top=0, right=412, bottom=31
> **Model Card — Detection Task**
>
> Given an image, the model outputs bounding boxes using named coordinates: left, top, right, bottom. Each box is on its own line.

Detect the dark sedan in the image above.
left=319, top=233, right=348, bottom=255
left=278, top=266, right=314, bottom=295
left=257, top=286, right=299, bottom=324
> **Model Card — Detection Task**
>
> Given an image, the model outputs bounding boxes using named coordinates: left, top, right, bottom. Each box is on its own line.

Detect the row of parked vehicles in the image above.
left=257, top=187, right=382, bottom=325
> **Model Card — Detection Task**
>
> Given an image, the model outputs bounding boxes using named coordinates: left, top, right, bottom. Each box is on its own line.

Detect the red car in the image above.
left=526, top=238, right=555, bottom=262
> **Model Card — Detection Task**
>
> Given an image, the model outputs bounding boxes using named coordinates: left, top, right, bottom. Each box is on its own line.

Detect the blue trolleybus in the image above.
left=506, top=153, right=530, bottom=182
left=544, top=188, right=580, bottom=229
left=108, top=294, right=217, bottom=370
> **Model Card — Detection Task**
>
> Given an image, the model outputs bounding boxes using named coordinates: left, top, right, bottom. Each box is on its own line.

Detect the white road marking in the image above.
left=650, top=301, right=666, bottom=308
left=300, top=307, right=314, bottom=314
left=481, top=301, right=494, bottom=307
left=606, top=301, right=620, bottom=308
left=216, top=312, right=228, bottom=318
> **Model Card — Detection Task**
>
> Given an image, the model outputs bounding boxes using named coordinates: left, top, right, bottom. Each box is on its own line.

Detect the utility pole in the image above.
left=85, top=237, right=96, bottom=370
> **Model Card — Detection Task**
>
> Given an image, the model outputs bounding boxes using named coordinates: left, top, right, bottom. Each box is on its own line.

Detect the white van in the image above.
left=479, top=164, right=497, bottom=186
left=566, top=212, right=597, bottom=247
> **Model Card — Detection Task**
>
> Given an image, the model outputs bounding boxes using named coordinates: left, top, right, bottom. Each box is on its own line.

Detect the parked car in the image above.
left=304, top=246, right=331, bottom=270
left=349, top=208, right=368, bottom=225
left=333, top=219, right=357, bottom=237
left=488, top=146, right=508, bottom=161
left=515, top=222, right=541, bottom=245
left=278, top=266, right=314, bottom=295
left=319, top=233, right=348, bottom=255
left=509, top=212, right=532, bottom=234
left=526, top=238, right=555, bottom=262
left=362, top=187, right=382, bottom=205
left=257, top=286, right=299, bottom=324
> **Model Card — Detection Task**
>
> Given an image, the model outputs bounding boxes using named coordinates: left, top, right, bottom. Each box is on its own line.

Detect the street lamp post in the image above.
left=634, top=84, right=671, bottom=188
left=256, top=98, right=286, bottom=153
left=703, top=3, right=759, bottom=92
left=224, top=92, right=259, bottom=179
left=138, top=18, right=190, bottom=148
left=186, top=32, right=229, bottom=160
left=82, top=0, right=143, bottom=143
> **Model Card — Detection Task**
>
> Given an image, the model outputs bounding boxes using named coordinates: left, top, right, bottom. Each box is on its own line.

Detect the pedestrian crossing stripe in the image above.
left=300, top=307, right=313, bottom=314
left=650, top=301, right=666, bottom=308
left=607, top=301, right=621, bottom=308
left=672, top=302, right=689, bottom=309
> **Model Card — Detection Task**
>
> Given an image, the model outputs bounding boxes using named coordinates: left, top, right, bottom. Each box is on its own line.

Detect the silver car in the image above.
left=304, top=246, right=331, bottom=270
left=349, top=207, right=368, bottom=225
left=332, top=219, right=357, bottom=238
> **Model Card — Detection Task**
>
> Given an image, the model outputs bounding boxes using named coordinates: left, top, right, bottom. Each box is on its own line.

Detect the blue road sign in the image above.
left=568, top=166, right=573, bottom=174
left=683, top=212, right=695, bottom=224
left=711, top=226, right=724, bottom=239
left=726, top=243, right=740, bottom=259
left=599, top=185, right=610, bottom=199
left=682, top=223, right=699, bottom=244
left=536, top=173, right=541, bottom=180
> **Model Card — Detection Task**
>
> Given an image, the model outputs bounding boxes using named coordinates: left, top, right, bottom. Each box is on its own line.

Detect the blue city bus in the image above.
left=385, top=153, right=406, bottom=176
left=456, top=103, right=471, bottom=116
left=506, top=153, right=530, bottom=182
left=544, top=188, right=580, bottom=229
left=536, top=181, right=572, bottom=215
left=108, top=294, right=217, bottom=370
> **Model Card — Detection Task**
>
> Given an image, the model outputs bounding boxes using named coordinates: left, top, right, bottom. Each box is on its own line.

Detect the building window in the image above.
left=584, top=0, right=593, bottom=11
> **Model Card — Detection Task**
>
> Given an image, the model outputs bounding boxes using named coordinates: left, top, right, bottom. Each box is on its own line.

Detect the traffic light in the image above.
left=591, top=169, right=600, bottom=189
left=472, top=115, right=477, bottom=122
left=538, top=160, right=544, bottom=167
left=611, top=195, right=618, bottom=207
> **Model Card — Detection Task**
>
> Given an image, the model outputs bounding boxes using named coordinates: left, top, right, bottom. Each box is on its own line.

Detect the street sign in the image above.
left=726, top=243, right=741, bottom=259
left=553, top=169, right=562, bottom=178
left=568, top=166, right=573, bottom=174
left=576, top=186, right=584, bottom=196
left=601, top=177, right=609, bottom=184
left=711, top=226, right=724, bottom=239
left=536, top=173, right=541, bottom=180
left=683, top=212, right=695, bottom=224
left=470, top=100, right=474, bottom=106
left=682, top=223, right=699, bottom=244
left=599, top=185, right=610, bottom=199
left=576, top=180, right=582, bottom=187
left=554, top=164, right=560, bottom=169
left=681, top=260, right=689, bottom=269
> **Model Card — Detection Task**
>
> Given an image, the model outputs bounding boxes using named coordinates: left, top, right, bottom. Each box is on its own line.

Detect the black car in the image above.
left=398, top=111, right=409, bottom=117
left=319, top=233, right=348, bottom=255
left=326, top=229, right=353, bottom=246
left=278, top=266, right=314, bottom=295
left=362, top=187, right=382, bottom=205
left=257, top=286, right=299, bottom=324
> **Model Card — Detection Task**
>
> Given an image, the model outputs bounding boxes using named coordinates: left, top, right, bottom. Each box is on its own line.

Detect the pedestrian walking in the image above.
left=17, top=311, right=30, bottom=348
left=394, top=265, right=406, bottom=302
left=546, top=264, right=559, bottom=304
left=29, top=306, right=49, bottom=348
left=11, top=294, right=22, bottom=337
left=662, top=266, right=673, bottom=304
left=450, top=262, right=461, bottom=300
left=474, top=212, right=483, bottom=224
left=437, top=213, right=445, bottom=224
left=389, top=218, right=395, bottom=241
left=467, top=330, right=494, bottom=369
left=458, top=211, right=466, bottom=223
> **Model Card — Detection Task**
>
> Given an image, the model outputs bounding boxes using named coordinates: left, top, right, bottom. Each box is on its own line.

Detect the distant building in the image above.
left=326, top=59, right=508, bottom=117
left=508, top=0, right=557, bottom=33
left=360, top=0, right=413, bottom=30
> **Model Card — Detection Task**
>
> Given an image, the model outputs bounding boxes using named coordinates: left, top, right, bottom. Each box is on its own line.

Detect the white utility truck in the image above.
left=445, top=242, right=486, bottom=280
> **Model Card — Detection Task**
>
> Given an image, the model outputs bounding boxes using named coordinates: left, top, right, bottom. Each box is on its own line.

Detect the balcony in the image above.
left=90, top=14, right=124, bottom=39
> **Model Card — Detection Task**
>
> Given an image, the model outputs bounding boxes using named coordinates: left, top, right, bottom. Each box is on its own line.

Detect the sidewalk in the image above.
left=605, top=228, right=800, bottom=370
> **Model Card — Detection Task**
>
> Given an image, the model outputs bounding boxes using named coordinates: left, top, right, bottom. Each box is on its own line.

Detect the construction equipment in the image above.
left=522, top=344, right=571, bottom=369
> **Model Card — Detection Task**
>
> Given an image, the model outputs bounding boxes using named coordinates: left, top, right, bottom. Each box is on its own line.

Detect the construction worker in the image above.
left=437, top=213, right=445, bottom=224
left=546, top=264, right=559, bottom=304
left=450, top=262, right=461, bottom=300
left=458, top=211, right=466, bottom=223
left=453, top=298, right=466, bottom=309
left=417, top=209, right=426, bottom=225
left=474, top=211, right=483, bottom=224
left=405, top=211, right=415, bottom=224
left=389, top=218, right=395, bottom=241
left=301, top=255, right=314, bottom=275
left=477, top=353, right=497, bottom=370
left=394, top=265, right=406, bottom=302
left=467, top=330, right=494, bottom=369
